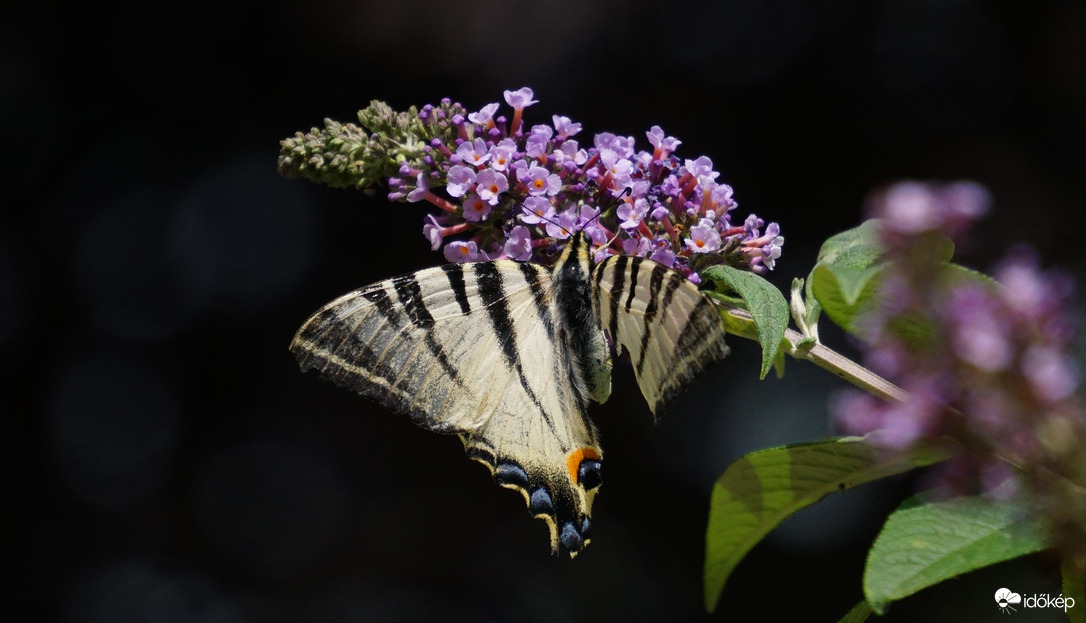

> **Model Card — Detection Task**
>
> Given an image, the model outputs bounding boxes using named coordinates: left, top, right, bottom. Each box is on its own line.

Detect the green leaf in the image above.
left=804, top=220, right=887, bottom=335
left=811, top=263, right=885, bottom=336
left=701, top=266, right=789, bottom=379
left=941, top=261, right=1002, bottom=291
left=802, top=274, right=824, bottom=330
left=864, top=495, right=1050, bottom=614
left=704, top=437, right=944, bottom=612
left=806, top=220, right=971, bottom=338
left=815, top=219, right=889, bottom=269
left=836, top=600, right=874, bottom=623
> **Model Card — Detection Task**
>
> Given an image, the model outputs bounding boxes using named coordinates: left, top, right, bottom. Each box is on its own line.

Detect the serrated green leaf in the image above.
left=704, top=437, right=944, bottom=612
left=811, top=263, right=885, bottom=335
left=864, top=496, right=1050, bottom=614
left=836, top=600, right=874, bottom=623
left=701, top=266, right=788, bottom=379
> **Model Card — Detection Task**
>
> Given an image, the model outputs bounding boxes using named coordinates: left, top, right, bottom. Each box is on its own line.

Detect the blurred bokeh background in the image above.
left=5, top=1, right=1084, bottom=621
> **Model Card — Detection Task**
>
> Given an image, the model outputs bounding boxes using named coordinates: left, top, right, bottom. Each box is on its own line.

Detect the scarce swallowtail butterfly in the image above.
left=290, top=231, right=729, bottom=555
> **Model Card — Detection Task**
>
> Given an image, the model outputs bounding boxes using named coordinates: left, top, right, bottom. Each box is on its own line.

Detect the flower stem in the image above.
left=724, top=307, right=909, bottom=404
left=785, top=329, right=909, bottom=403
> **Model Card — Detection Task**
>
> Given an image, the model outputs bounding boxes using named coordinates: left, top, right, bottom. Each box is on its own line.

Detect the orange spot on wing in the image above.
left=566, top=447, right=602, bottom=484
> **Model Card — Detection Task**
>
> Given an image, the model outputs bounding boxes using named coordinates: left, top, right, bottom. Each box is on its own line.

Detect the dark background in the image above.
left=5, top=1, right=1084, bottom=621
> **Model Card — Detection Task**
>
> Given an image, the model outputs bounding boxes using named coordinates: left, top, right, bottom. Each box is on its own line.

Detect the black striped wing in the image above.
left=290, top=259, right=604, bottom=555
left=592, top=254, right=730, bottom=416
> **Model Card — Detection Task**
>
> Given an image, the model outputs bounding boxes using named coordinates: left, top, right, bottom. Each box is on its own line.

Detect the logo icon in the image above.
left=995, top=588, right=1022, bottom=614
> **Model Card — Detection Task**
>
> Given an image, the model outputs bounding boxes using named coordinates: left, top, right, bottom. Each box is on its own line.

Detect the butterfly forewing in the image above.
left=290, top=248, right=606, bottom=555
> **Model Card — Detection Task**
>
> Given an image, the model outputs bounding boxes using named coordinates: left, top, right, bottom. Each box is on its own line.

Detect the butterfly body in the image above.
left=290, top=232, right=728, bottom=555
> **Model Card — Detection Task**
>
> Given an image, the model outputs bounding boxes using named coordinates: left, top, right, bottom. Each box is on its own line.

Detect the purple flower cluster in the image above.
left=834, top=181, right=1085, bottom=552
left=387, top=87, right=782, bottom=279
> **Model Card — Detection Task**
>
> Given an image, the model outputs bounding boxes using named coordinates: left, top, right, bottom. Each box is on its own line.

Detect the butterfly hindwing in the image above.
left=290, top=238, right=608, bottom=554
left=592, top=254, right=730, bottom=416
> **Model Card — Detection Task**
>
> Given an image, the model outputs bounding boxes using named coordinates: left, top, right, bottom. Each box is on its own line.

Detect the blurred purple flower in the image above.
left=833, top=181, right=1084, bottom=553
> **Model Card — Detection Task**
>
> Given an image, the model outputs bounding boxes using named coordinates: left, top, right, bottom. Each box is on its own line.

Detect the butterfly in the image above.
left=289, top=231, right=729, bottom=556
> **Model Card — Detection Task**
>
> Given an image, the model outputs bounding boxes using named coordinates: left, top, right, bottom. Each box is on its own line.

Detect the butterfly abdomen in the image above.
left=553, top=233, right=613, bottom=407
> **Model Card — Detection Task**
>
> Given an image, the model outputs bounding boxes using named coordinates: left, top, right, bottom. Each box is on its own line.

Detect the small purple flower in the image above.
left=622, top=236, right=651, bottom=257
left=709, top=183, right=737, bottom=213
left=475, top=168, right=509, bottom=205
left=525, top=125, right=554, bottom=158
left=600, top=149, right=634, bottom=187
left=422, top=214, right=443, bottom=250
left=593, top=132, right=617, bottom=152
left=684, top=156, right=718, bottom=187
left=468, top=102, right=500, bottom=126
left=444, top=240, right=483, bottom=263
left=609, top=135, right=637, bottom=159
left=446, top=165, right=476, bottom=198
left=576, top=204, right=601, bottom=229
left=659, top=174, right=681, bottom=197
left=617, top=198, right=648, bottom=230
left=406, top=172, right=430, bottom=203
left=508, top=159, right=529, bottom=183
left=553, top=115, right=582, bottom=138
left=504, top=87, right=538, bottom=109
left=456, top=138, right=491, bottom=167
left=743, top=213, right=764, bottom=238
left=589, top=132, right=623, bottom=156
left=488, top=139, right=517, bottom=172
left=759, top=226, right=784, bottom=270
left=587, top=226, right=613, bottom=264
left=685, top=218, right=722, bottom=253
left=649, top=241, right=676, bottom=268
left=646, top=125, right=681, bottom=155
left=558, top=140, right=587, bottom=165
left=462, top=194, right=491, bottom=222
left=503, top=225, right=533, bottom=261
left=519, top=196, right=553, bottom=225
left=524, top=165, right=562, bottom=197
left=545, top=206, right=579, bottom=239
